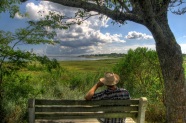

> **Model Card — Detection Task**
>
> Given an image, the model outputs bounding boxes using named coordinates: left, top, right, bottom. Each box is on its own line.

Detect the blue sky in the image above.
left=0, top=0, right=186, bottom=56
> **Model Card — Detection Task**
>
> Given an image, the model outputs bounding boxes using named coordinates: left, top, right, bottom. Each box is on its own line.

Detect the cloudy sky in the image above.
left=0, top=0, right=186, bottom=56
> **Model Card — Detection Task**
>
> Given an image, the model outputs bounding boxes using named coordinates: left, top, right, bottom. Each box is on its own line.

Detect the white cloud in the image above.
left=125, top=31, right=153, bottom=40
left=13, top=1, right=157, bottom=56
left=25, top=2, right=49, bottom=20
left=89, top=43, right=156, bottom=54
left=15, top=13, right=25, bottom=19
left=21, top=1, right=126, bottom=55
left=180, top=43, right=186, bottom=54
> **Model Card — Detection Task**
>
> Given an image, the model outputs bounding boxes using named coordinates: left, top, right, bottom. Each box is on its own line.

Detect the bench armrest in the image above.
left=28, top=99, right=35, bottom=123
left=137, top=97, right=148, bottom=123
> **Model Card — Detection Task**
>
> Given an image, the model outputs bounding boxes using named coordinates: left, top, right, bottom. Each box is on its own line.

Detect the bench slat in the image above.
left=35, top=106, right=138, bottom=112
left=35, top=119, right=101, bottom=123
left=35, top=112, right=137, bottom=119
left=35, top=99, right=139, bottom=106
left=28, top=98, right=147, bottom=123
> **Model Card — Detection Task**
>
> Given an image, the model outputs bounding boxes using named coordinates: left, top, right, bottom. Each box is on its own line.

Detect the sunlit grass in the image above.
left=183, top=61, right=186, bottom=76
left=3, top=56, right=186, bottom=123
left=59, top=58, right=121, bottom=72
left=183, top=55, right=186, bottom=76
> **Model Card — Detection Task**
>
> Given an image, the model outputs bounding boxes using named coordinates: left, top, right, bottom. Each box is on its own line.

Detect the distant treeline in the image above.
left=78, top=53, right=126, bottom=58
left=79, top=53, right=186, bottom=58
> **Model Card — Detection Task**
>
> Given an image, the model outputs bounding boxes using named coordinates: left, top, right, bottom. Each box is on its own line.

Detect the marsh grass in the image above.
left=183, top=57, right=186, bottom=75
left=59, top=59, right=119, bottom=72
left=2, top=56, right=186, bottom=123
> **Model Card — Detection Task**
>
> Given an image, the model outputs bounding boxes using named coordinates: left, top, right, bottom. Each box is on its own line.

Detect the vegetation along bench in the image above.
left=28, top=97, right=147, bottom=123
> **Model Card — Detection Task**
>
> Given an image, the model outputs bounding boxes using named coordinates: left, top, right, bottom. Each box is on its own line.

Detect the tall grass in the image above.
left=183, top=56, right=186, bottom=75
left=1, top=55, right=186, bottom=123
left=1, top=59, right=117, bottom=122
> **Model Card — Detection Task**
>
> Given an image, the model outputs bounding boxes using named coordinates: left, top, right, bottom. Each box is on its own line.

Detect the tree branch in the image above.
left=117, top=0, right=130, bottom=12
left=169, top=0, right=186, bottom=15
left=43, top=0, right=144, bottom=24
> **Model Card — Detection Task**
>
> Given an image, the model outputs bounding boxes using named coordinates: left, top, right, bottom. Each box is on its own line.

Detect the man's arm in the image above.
left=84, top=81, right=104, bottom=100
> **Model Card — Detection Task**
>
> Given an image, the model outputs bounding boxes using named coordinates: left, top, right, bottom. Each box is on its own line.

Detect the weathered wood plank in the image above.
left=35, top=119, right=100, bottom=123
left=35, top=112, right=137, bottom=119
left=35, top=99, right=139, bottom=106
left=35, top=106, right=138, bottom=112
left=28, top=98, right=147, bottom=123
left=35, top=118, right=136, bottom=123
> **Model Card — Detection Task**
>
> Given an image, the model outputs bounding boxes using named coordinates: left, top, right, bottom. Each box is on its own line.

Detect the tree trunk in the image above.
left=0, top=99, right=4, bottom=123
left=0, top=85, right=5, bottom=123
left=145, top=16, right=186, bottom=123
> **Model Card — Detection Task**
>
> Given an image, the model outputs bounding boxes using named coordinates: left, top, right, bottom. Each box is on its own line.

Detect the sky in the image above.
left=0, top=0, right=186, bottom=56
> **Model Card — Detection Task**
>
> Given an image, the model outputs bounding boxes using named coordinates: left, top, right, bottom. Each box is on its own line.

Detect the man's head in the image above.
left=99, top=72, right=120, bottom=86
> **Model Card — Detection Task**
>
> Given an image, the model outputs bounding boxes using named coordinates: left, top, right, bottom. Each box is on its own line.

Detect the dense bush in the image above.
left=1, top=61, right=109, bottom=122
left=113, top=47, right=165, bottom=122
left=2, top=74, right=38, bottom=123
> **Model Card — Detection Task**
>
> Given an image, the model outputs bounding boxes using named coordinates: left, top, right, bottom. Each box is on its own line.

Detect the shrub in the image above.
left=113, top=47, right=165, bottom=122
left=2, top=74, right=39, bottom=123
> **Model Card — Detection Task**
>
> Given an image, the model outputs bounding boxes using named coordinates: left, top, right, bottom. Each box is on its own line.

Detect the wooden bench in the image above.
left=28, top=97, right=147, bottom=123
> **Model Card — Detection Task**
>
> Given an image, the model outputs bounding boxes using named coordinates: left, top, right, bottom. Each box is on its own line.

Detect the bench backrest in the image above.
left=28, top=97, right=147, bottom=123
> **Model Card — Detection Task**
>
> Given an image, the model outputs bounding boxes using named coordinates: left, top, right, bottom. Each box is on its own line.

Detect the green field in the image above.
left=2, top=55, right=186, bottom=123
left=59, top=56, right=186, bottom=76
left=59, top=58, right=121, bottom=72
left=184, top=56, right=186, bottom=75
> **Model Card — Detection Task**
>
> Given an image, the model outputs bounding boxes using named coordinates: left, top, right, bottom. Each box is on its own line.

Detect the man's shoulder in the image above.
left=118, top=88, right=129, bottom=92
left=94, top=89, right=107, bottom=95
left=118, top=88, right=130, bottom=97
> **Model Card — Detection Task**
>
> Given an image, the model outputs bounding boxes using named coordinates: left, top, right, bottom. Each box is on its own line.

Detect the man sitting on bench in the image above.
left=85, top=72, right=130, bottom=123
